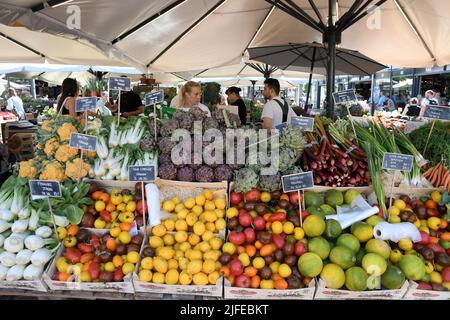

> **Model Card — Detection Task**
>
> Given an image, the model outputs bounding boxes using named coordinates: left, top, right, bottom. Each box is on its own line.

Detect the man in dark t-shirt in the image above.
left=111, top=90, right=144, bottom=117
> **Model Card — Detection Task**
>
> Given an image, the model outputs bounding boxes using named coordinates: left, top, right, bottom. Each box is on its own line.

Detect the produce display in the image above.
left=422, top=161, right=450, bottom=192
left=138, top=190, right=227, bottom=285
left=52, top=226, right=143, bottom=283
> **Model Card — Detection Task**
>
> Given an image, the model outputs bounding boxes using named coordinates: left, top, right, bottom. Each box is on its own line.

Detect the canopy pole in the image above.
left=305, top=47, right=317, bottom=110
left=325, top=0, right=337, bottom=119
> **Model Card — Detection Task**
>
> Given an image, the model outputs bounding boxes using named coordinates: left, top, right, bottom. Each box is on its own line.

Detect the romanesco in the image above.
left=65, top=158, right=91, bottom=181
left=39, top=161, right=66, bottom=182
left=55, top=144, right=79, bottom=162
left=44, top=137, right=60, bottom=158
left=57, top=122, right=78, bottom=142
left=18, top=159, right=39, bottom=179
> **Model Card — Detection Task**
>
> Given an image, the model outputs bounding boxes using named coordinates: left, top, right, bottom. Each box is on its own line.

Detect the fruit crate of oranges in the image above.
left=43, top=226, right=145, bottom=294
left=132, top=183, right=227, bottom=297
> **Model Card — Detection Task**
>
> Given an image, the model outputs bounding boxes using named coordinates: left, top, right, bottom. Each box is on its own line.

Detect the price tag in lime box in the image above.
left=109, top=77, right=131, bottom=91
left=424, top=105, right=450, bottom=121
left=282, top=171, right=314, bottom=193
left=75, top=97, right=97, bottom=112
left=128, top=166, right=156, bottom=182
left=29, top=180, right=61, bottom=198
left=382, top=153, right=414, bottom=172
left=145, top=90, right=164, bottom=106
left=69, top=133, right=97, bottom=151
left=291, top=116, right=314, bottom=132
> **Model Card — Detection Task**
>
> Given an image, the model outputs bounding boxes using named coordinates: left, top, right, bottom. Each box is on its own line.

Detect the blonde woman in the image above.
left=177, top=81, right=211, bottom=117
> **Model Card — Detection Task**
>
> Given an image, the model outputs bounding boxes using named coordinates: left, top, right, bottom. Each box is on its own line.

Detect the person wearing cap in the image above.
left=225, top=86, right=247, bottom=125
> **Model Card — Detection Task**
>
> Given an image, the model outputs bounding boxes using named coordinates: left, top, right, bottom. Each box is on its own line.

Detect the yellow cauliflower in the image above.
left=57, top=122, right=78, bottom=142
left=44, top=137, right=60, bottom=158
left=42, top=120, right=56, bottom=132
left=87, top=150, right=97, bottom=159
left=39, top=161, right=66, bottom=182
left=55, top=144, right=79, bottom=162
left=65, top=158, right=91, bottom=181
left=18, top=160, right=39, bottom=179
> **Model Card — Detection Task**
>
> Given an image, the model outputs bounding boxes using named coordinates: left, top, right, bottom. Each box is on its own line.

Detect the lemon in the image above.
left=163, top=200, right=176, bottom=212
left=122, top=262, right=135, bottom=275
left=209, top=237, right=223, bottom=250
left=186, top=212, right=198, bottom=226
left=226, top=207, right=239, bottom=219
left=158, top=247, right=175, bottom=260
left=139, top=270, right=152, bottom=282
left=141, top=257, right=153, bottom=270
left=204, top=250, right=219, bottom=261
left=163, top=219, right=176, bottom=231
left=431, top=191, right=442, bottom=203
left=175, top=219, right=188, bottom=231
left=153, top=257, right=168, bottom=274
left=283, top=222, right=295, bottom=235
left=175, top=231, right=188, bottom=243
left=175, top=250, right=184, bottom=259
left=178, top=257, right=189, bottom=270
left=152, top=272, right=165, bottom=284
left=193, top=272, right=209, bottom=285
left=198, top=241, right=211, bottom=253
left=222, top=242, right=236, bottom=255
left=187, top=259, right=203, bottom=275
left=177, top=209, right=189, bottom=220
left=184, top=197, right=196, bottom=209
left=202, top=259, right=216, bottom=274
left=204, top=201, right=216, bottom=211
left=126, top=251, right=140, bottom=264
left=179, top=241, right=191, bottom=252
left=149, top=236, right=164, bottom=248
left=165, top=269, right=179, bottom=285
left=193, top=221, right=206, bottom=236
left=393, top=199, right=406, bottom=211
left=174, top=203, right=186, bottom=213
left=398, top=239, right=413, bottom=251
left=215, top=218, right=226, bottom=231
left=152, top=224, right=166, bottom=237
left=389, top=206, right=400, bottom=216
left=214, top=209, right=225, bottom=218
left=390, top=215, right=401, bottom=224
left=206, top=222, right=216, bottom=232
left=214, top=198, right=226, bottom=210
left=208, top=271, right=221, bottom=285
left=172, top=196, right=180, bottom=205
left=192, top=205, right=203, bottom=216
left=110, top=227, right=121, bottom=238
left=179, top=271, right=192, bottom=285
left=294, top=227, right=305, bottom=240
left=163, top=234, right=175, bottom=246
left=203, top=189, right=214, bottom=201
left=204, top=210, right=217, bottom=223
left=168, top=259, right=178, bottom=270
left=188, top=250, right=203, bottom=260
left=202, top=230, right=214, bottom=242
left=278, top=264, right=292, bottom=278
left=188, top=233, right=201, bottom=246
left=195, top=194, right=206, bottom=206
left=430, top=271, right=442, bottom=284
left=198, top=213, right=206, bottom=223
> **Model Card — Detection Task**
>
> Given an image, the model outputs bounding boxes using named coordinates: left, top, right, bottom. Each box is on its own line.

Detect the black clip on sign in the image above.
left=291, top=116, right=314, bottom=132
left=128, top=166, right=156, bottom=182
left=75, top=97, right=97, bottom=112
left=29, top=180, right=61, bottom=199
left=332, top=90, right=357, bottom=105
left=69, top=133, right=97, bottom=151
left=109, top=77, right=131, bottom=91
left=282, top=171, right=314, bottom=193
left=382, top=153, right=414, bottom=172
left=145, top=90, right=164, bottom=106
left=424, top=105, right=450, bottom=121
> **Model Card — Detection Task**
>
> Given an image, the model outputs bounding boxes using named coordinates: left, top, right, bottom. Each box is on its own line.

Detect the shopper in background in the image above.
left=6, top=88, right=25, bottom=120
left=261, top=78, right=296, bottom=130
left=177, top=81, right=211, bottom=117
left=386, top=95, right=396, bottom=111
left=225, top=86, right=247, bottom=125
left=434, top=91, right=442, bottom=105
left=115, top=88, right=144, bottom=117
left=377, top=92, right=388, bottom=111
left=96, top=91, right=113, bottom=116
left=402, top=97, right=421, bottom=117
left=57, top=78, right=79, bottom=117
left=419, top=90, right=439, bottom=117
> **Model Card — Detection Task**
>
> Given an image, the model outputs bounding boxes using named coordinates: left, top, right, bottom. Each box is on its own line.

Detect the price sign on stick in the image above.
left=109, top=77, right=131, bottom=91
left=281, top=171, right=314, bottom=227
left=332, top=90, right=357, bottom=105
left=69, top=133, right=97, bottom=151
left=128, top=166, right=156, bottom=182
left=145, top=90, right=164, bottom=106
left=382, top=153, right=414, bottom=222
left=291, top=116, right=315, bottom=132
left=29, top=180, right=61, bottom=235
left=424, top=105, right=450, bottom=121
left=75, top=97, right=97, bottom=112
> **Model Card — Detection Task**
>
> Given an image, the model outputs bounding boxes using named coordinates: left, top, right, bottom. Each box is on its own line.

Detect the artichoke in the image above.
left=158, top=137, right=176, bottom=155
left=158, top=153, right=172, bottom=165
left=158, top=163, right=177, bottom=180
left=280, top=126, right=307, bottom=157
left=234, top=168, right=259, bottom=193
left=160, top=119, right=179, bottom=137
left=177, top=166, right=195, bottom=182
left=214, top=164, right=233, bottom=182
left=140, top=138, right=157, bottom=153
left=148, top=116, right=161, bottom=136
left=259, top=172, right=282, bottom=193
left=202, top=117, right=219, bottom=133
left=281, top=166, right=303, bottom=176
left=195, top=165, right=214, bottom=183
left=279, top=148, right=299, bottom=172
left=189, top=107, right=208, bottom=121
left=212, top=109, right=225, bottom=125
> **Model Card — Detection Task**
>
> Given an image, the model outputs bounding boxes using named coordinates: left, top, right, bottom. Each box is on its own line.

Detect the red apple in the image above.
left=229, top=231, right=246, bottom=245
left=418, top=231, right=430, bottom=245
left=230, top=259, right=243, bottom=276
left=244, top=228, right=256, bottom=243
left=253, top=217, right=266, bottom=231
left=239, top=212, right=253, bottom=227
left=442, top=267, right=450, bottom=283
left=289, top=192, right=300, bottom=206
left=295, top=242, right=307, bottom=256
left=230, top=192, right=243, bottom=205
left=235, top=274, right=250, bottom=288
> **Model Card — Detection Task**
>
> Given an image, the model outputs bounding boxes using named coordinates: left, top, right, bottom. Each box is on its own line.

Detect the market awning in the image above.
left=0, top=0, right=449, bottom=72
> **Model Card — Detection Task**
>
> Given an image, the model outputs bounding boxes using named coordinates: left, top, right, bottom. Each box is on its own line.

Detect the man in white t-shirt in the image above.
left=6, top=88, right=25, bottom=120
left=261, top=78, right=296, bottom=130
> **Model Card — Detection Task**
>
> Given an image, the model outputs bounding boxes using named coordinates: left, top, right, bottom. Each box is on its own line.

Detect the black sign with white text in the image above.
left=69, top=133, right=97, bottom=151
left=76, top=97, right=97, bottom=112
left=29, top=180, right=61, bottom=198
left=282, top=171, right=314, bottom=193
left=333, top=90, right=357, bottom=105
left=291, top=116, right=315, bottom=132
left=382, top=153, right=414, bottom=172
left=145, top=90, right=164, bottom=106
left=128, top=166, right=156, bottom=182
left=109, top=77, right=131, bottom=91
left=424, top=105, right=450, bottom=121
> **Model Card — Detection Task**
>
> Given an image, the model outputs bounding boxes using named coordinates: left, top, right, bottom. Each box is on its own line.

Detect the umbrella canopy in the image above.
left=0, top=0, right=448, bottom=72
left=248, top=43, right=386, bottom=76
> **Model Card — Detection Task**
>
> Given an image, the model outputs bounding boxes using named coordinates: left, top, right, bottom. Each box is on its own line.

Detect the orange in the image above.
left=106, top=238, right=117, bottom=251
left=113, top=255, right=123, bottom=268
left=220, top=266, right=230, bottom=278
left=58, top=272, right=70, bottom=282
left=246, top=245, right=256, bottom=257
left=440, top=219, right=448, bottom=230
left=106, top=203, right=116, bottom=213
left=280, top=194, right=290, bottom=201
left=67, top=225, right=79, bottom=237
left=244, top=266, right=257, bottom=277
left=274, top=278, right=288, bottom=290
left=425, top=200, right=437, bottom=209
left=99, top=193, right=110, bottom=203
left=92, top=191, right=103, bottom=200
left=250, top=275, right=261, bottom=288
left=120, top=222, right=132, bottom=232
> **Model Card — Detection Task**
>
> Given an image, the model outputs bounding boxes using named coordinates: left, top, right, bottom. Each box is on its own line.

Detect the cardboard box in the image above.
left=404, top=281, right=450, bottom=300
left=224, top=279, right=316, bottom=300
left=314, top=279, right=408, bottom=300
left=43, top=229, right=143, bottom=294
left=0, top=279, right=48, bottom=293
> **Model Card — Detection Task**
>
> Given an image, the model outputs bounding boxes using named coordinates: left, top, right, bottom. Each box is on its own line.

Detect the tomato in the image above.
left=289, top=192, right=300, bottom=206
left=63, top=235, right=77, bottom=248
left=230, top=192, right=243, bottom=205
left=244, top=189, right=261, bottom=202
left=136, top=200, right=146, bottom=215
